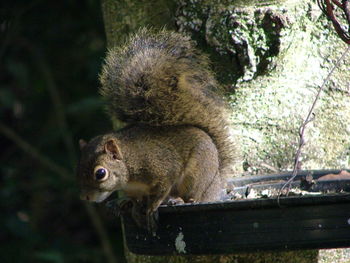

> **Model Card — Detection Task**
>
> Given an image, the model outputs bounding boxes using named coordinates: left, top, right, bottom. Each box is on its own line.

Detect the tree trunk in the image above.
left=100, top=0, right=350, bottom=262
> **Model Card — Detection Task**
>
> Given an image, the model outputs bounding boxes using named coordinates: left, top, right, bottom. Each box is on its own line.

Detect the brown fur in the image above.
left=77, top=29, right=235, bottom=232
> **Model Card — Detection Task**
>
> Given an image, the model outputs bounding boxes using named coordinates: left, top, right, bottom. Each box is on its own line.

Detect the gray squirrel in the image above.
left=77, top=28, right=235, bottom=233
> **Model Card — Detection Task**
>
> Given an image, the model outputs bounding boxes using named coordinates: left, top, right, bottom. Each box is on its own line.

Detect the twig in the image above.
left=84, top=203, right=120, bottom=263
left=2, top=6, right=119, bottom=262
left=35, top=53, right=77, bottom=168
left=36, top=56, right=119, bottom=263
left=0, top=121, right=119, bottom=263
left=17, top=40, right=119, bottom=263
left=280, top=0, right=350, bottom=197
left=39, top=62, right=119, bottom=263
left=260, top=162, right=279, bottom=173
left=317, top=0, right=350, bottom=44
left=0, top=121, right=70, bottom=178
left=344, top=1, right=350, bottom=27
left=279, top=45, right=350, bottom=195
left=0, top=0, right=44, bottom=62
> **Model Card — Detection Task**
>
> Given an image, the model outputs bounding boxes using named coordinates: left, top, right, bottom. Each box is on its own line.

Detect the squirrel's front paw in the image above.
left=106, top=197, right=133, bottom=217
left=131, top=203, right=147, bottom=227
left=146, top=210, right=159, bottom=236
left=130, top=203, right=159, bottom=235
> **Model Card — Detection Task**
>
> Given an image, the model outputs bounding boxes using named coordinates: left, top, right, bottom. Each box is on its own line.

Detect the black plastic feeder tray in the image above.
left=121, top=169, right=350, bottom=255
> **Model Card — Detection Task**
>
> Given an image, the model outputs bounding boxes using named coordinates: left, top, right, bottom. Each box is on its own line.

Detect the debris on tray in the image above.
left=224, top=170, right=350, bottom=201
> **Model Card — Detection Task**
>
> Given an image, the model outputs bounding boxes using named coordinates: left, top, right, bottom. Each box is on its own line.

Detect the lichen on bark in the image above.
left=176, top=0, right=350, bottom=175
left=176, top=0, right=297, bottom=83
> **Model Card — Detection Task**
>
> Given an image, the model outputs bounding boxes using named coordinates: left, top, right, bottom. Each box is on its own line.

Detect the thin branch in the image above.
left=0, top=121, right=70, bottom=178
left=84, top=203, right=120, bottom=263
left=280, top=45, right=350, bottom=195
left=260, top=162, right=279, bottom=173
left=0, top=0, right=44, bottom=62
left=318, top=0, right=350, bottom=44
left=344, top=0, right=350, bottom=26
left=15, top=40, right=119, bottom=263
left=281, top=0, right=350, bottom=196
left=35, top=53, right=77, bottom=168
left=35, top=55, right=118, bottom=263
left=0, top=121, right=119, bottom=263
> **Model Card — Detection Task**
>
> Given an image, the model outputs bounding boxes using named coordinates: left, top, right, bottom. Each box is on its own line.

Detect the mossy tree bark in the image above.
left=100, top=0, right=350, bottom=262
left=101, top=0, right=177, bottom=48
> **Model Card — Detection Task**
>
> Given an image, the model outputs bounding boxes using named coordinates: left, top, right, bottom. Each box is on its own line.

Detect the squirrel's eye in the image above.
left=93, top=166, right=109, bottom=181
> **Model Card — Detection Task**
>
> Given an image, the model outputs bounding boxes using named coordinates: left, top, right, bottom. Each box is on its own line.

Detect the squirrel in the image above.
left=77, top=28, right=235, bottom=233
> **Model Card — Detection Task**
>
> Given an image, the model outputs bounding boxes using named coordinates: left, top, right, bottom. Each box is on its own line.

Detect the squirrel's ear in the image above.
left=104, top=139, right=123, bottom=160
left=79, top=139, right=87, bottom=150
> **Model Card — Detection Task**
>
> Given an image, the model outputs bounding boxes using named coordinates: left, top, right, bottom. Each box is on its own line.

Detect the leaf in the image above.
left=0, top=88, right=15, bottom=108
left=35, top=250, right=64, bottom=263
left=317, top=170, right=350, bottom=181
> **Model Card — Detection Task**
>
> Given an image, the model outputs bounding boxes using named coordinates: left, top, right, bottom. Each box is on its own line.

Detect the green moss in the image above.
left=102, top=0, right=177, bottom=48
left=177, top=1, right=299, bottom=84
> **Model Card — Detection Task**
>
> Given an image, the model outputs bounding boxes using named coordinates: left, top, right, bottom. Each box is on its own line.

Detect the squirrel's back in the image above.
left=100, top=28, right=235, bottom=177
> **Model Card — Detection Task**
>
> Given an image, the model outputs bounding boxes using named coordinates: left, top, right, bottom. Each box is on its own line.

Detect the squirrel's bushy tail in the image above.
left=100, top=28, right=235, bottom=177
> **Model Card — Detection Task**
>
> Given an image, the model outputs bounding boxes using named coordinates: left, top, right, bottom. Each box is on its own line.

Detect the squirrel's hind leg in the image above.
left=178, top=138, right=221, bottom=203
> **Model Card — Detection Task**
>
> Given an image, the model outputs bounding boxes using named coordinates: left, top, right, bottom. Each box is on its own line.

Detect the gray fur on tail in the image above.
left=100, top=28, right=235, bottom=178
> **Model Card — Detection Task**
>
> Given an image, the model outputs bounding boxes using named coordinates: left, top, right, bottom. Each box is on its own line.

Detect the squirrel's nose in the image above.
left=79, top=191, right=111, bottom=202
left=80, top=193, right=90, bottom=201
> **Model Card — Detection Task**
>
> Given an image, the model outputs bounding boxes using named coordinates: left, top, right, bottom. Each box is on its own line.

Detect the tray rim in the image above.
left=158, top=169, right=350, bottom=213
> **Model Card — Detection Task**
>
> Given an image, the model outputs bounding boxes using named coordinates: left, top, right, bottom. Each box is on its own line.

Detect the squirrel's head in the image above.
left=77, top=135, right=128, bottom=203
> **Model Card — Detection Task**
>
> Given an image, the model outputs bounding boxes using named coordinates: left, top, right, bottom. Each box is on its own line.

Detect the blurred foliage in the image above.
left=0, top=0, right=125, bottom=262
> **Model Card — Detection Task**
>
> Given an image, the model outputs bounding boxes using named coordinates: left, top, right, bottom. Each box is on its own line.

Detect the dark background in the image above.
left=1, top=0, right=126, bottom=262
